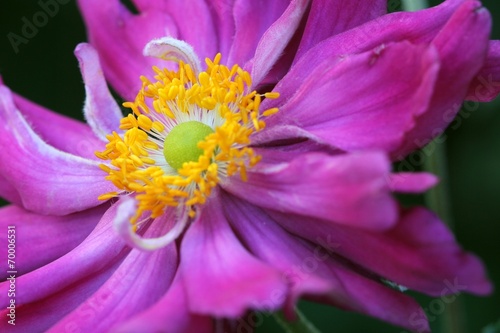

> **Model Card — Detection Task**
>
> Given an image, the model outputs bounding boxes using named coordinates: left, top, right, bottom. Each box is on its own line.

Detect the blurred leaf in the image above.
left=483, top=319, right=500, bottom=333
left=273, top=309, right=321, bottom=333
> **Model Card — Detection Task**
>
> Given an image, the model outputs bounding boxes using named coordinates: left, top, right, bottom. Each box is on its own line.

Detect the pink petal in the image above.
left=388, top=173, right=439, bottom=193
left=261, top=41, right=439, bottom=152
left=49, top=221, right=177, bottom=332
left=180, top=192, right=287, bottom=317
left=466, top=40, right=500, bottom=102
left=0, top=174, right=21, bottom=206
left=0, top=202, right=130, bottom=309
left=252, top=30, right=303, bottom=90
left=294, top=0, right=387, bottom=60
left=394, top=1, right=492, bottom=157
left=143, top=37, right=202, bottom=74
left=289, top=0, right=466, bottom=67
left=249, top=0, right=309, bottom=87
left=130, top=0, right=217, bottom=60
left=261, top=1, right=493, bottom=158
left=0, top=259, right=115, bottom=333
left=260, top=1, right=460, bottom=108
left=0, top=204, right=107, bottom=280
left=228, top=0, right=289, bottom=67
left=75, top=43, right=124, bottom=141
left=224, top=193, right=428, bottom=332
left=205, top=0, right=237, bottom=57
left=12, top=93, right=103, bottom=160
left=0, top=86, right=114, bottom=215
left=113, top=196, right=189, bottom=251
left=77, top=0, right=179, bottom=100
left=250, top=124, right=320, bottom=148
left=0, top=206, right=133, bottom=332
left=224, top=151, right=398, bottom=230
left=252, top=139, right=341, bottom=164
left=112, top=272, right=213, bottom=333
left=273, top=207, right=492, bottom=296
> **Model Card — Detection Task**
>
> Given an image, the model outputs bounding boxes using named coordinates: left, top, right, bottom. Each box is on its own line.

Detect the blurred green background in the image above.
left=0, top=1, right=498, bottom=332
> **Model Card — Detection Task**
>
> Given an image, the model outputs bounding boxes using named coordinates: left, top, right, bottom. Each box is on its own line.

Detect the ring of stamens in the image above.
left=96, top=53, right=279, bottom=224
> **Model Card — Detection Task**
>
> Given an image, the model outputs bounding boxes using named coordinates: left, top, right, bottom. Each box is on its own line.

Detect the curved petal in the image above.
left=294, top=0, right=387, bottom=60
left=113, top=196, right=188, bottom=251
left=249, top=0, right=309, bottom=87
left=224, top=193, right=428, bottom=332
left=289, top=0, right=466, bottom=69
left=131, top=0, right=217, bottom=61
left=204, top=0, right=237, bottom=57
left=394, top=1, right=492, bottom=157
left=112, top=271, right=213, bottom=333
left=388, top=173, right=439, bottom=193
left=272, top=207, right=492, bottom=296
left=49, top=220, right=177, bottom=333
left=266, top=0, right=491, bottom=157
left=466, top=40, right=500, bottom=101
left=143, top=37, right=202, bottom=74
left=224, top=151, right=398, bottom=230
left=262, top=0, right=460, bottom=106
left=11, top=92, right=103, bottom=160
left=252, top=26, right=304, bottom=91
left=251, top=124, right=322, bottom=148
left=261, top=41, right=439, bottom=152
left=75, top=43, right=124, bottom=141
left=180, top=191, right=288, bottom=317
left=252, top=138, right=342, bottom=164
left=228, top=0, right=290, bottom=67
left=77, top=0, right=179, bottom=100
left=0, top=202, right=131, bottom=308
left=0, top=204, right=107, bottom=280
left=0, top=256, right=116, bottom=333
left=0, top=86, right=115, bottom=215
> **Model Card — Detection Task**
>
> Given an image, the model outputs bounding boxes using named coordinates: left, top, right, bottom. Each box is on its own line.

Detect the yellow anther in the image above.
left=201, top=97, right=217, bottom=110
left=137, top=115, right=153, bottom=131
left=152, top=121, right=165, bottom=132
left=130, top=155, right=143, bottom=166
left=264, top=92, right=280, bottom=99
left=213, top=53, right=222, bottom=65
left=168, top=86, right=179, bottom=100
left=263, top=108, right=279, bottom=116
left=199, top=72, right=210, bottom=87
left=98, top=192, right=118, bottom=200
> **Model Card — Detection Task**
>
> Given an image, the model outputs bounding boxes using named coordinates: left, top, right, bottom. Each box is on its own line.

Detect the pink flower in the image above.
left=0, top=0, right=498, bottom=332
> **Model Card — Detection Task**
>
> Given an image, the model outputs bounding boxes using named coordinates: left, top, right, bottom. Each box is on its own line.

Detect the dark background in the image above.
left=0, top=1, right=498, bottom=332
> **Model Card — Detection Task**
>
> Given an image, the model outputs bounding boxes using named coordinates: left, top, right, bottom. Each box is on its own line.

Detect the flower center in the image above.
left=163, top=121, right=214, bottom=170
left=95, top=53, right=279, bottom=223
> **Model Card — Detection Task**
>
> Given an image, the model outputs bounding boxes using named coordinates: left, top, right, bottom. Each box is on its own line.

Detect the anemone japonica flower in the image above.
left=0, top=0, right=499, bottom=332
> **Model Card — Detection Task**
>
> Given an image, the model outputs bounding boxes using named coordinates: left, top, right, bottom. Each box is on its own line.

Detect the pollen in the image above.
left=96, top=53, right=279, bottom=223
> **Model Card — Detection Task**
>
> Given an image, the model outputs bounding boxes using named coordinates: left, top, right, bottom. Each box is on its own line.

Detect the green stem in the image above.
left=424, top=140, right=465, bottom=333
left=401, top=0, right=429, bottom=11
left=273, top=309, right=321, bottom=333
left=423, top=141, right=454, bottom=226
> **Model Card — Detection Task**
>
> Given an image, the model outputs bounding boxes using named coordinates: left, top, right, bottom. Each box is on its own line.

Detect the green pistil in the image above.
left=163, top=121, right=214, bottom=170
